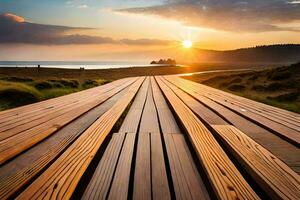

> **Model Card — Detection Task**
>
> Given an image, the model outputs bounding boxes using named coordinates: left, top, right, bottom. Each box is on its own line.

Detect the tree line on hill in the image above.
left=195, top=44, right=300, bottom=64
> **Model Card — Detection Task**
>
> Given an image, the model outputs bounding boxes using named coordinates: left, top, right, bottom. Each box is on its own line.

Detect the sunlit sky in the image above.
left=0, top=0, right=299, bottom=61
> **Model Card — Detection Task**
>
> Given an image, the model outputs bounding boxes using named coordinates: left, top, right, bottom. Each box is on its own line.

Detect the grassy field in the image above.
left=0, top=76, right=110, bottom=111
left=183, top=62, right=300, bottom=113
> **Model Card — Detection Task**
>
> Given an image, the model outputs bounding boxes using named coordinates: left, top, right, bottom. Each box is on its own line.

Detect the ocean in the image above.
left=0, top=61, right=166, bottom=69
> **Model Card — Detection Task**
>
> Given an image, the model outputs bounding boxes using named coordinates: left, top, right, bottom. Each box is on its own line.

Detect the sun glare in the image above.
left=182, top=40, right=193, bottom=48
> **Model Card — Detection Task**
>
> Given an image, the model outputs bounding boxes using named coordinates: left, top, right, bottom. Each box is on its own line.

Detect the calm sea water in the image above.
left=0, top=61, right=167, bottom=69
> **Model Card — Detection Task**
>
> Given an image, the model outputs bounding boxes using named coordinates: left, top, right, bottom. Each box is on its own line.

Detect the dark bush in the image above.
left=228, top=84, right=245, bottom=91
left=34, top=81, right=53, bottom=90
left=0, top=88, right=39, bottom=106
left=252, top=85, right=266, bottom=91
left=49, top=79, right=79, bottom=88
left=248, top=75, right=258, bottom=81
left=83, top=79, right=99, bottom=88
left=269, top=71, right=291, bottom=81
left=229, top=78, right=242, bottom=84
left=267, top=92, right=299, bottom=102
left=266, top=82, right=284, bottom=91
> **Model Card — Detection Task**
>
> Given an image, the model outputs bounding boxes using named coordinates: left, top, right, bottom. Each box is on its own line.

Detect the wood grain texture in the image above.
left=172, top=76, right=300, bottom=122
left=0, top=89, right=128, bottom=200
left=133, top=133, right=151, bottom=200
left=139, top=79, right=160, bottom=133
left=0, top=78, right=137, bottom=164
left=164, top=77, right=300, bottom=174
left=155, top=76, right=260, bottom=200
left=212, top=125, right=300, bottom=200
left=108, top=132, right=136, bottom=200
left=82, top=133, right=125, bottom=200
left=165, top=76, right=300, bottom=146
left=164, top=133, right=210, bottom=200
left=119, top=77, right=149, bottom=133
left=150, top=77, right=180, bottom=134
left=16, top=77, right=145, bottom=200
left=151, top=77, right=210, bottom=199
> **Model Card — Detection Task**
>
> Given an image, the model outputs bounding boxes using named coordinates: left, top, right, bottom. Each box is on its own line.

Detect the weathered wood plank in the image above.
left=165, top=76, right=300, bottom=146
left=16, top=77, right=145, bottom=200
left=0, top=78, right=138, bottom=164
left=212, top=125, right=300, bottom=199
left=0, top=88, right=128, bottom=200
left=164, top=133, right=211, bottom=200
left=151, top=133, right=171, bottom=200
left=83, top=77, right=150, bottom=199
left=164, top=76, right=300, bottom=173
left=189, top=93, right=300, bottom=174
left=108, top=132, right=136, bottom=200
left=172, top=76, right=300, bottom=121
left=150, top=77, right=180, bottom=134
left=156, top=76, right=259, bottom=200
left=133, top=133, right=151, bottom=200
left=139, top=79, right=160, bottom=133
left=151, top=77, right=210, bottom=199
left=119, top=77, right=149, bottom=133
left=82, top=133, right=125, bottom=200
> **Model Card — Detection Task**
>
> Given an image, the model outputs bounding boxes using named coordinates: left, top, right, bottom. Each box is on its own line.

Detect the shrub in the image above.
left=34, top=81, right=53, bottom=90
left=228, top=84, right=245, bottom=91
left=267, top=92, right=299, bottom=102
left=252, top=85, right=266, bottom=91
left=49, top=79, right=79, bottom=88
left=269, top=71, right=291, bottom=81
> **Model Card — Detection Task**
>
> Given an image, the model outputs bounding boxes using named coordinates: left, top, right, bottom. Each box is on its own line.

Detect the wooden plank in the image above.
left=151, top=133, right=171, bottom=200
left=205, top=94, right=300, bottom=146
left=155, top=76, right=259, bottom=200
left=172, top=76, right=300, bottom=121
left=150, top=77, right=180, bottom=134
left=16, top=77, right=145, bottom=200
left=151, top=77, right=210, bottom=199
left=164, top=76, right=300, bottom=173
left=212, top=125, right=300, bottom=199
left=0, top=78, right=138, bottom=164
left=119, top=77, right=149, bottom=133
left=82, top=133, right=125, bottom=200
left=187, top=94, right=300, bottom=174
left=160, top=78, right=227, bottom=126
left=108, top=132, right=136, bottom=200
left=0, top=88, right=128, bottom=200
left=133, top=133, right=151, bottom=200
left=139, top=79, right=160, bottom=133
left=165, top=76, right=300, bottom=146
left=205, top=92, right=300, bottom=131
left=164, top=133, right=210, bottom=200
left=133, top=133, right=171, bottom=200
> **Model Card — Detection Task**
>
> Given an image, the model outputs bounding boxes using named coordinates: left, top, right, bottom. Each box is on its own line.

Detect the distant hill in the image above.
left=194, top=44, right=300, bottom=64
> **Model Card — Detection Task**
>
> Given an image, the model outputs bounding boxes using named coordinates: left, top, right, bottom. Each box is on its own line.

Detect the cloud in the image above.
left=0, top=13, right=171, bottom=46
left=118, top=0, right=300, bottom=32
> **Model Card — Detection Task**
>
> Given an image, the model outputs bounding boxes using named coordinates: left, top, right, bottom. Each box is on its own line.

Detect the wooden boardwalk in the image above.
left=0, top=76, right=299, bottom=200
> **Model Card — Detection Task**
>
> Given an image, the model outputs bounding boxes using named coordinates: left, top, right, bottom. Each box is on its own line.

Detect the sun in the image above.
left=182, top=40, right=193, bottom=48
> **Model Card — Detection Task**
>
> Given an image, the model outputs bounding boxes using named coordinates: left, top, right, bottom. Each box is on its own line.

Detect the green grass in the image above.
left=0, top=78, right=111, bottom=111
